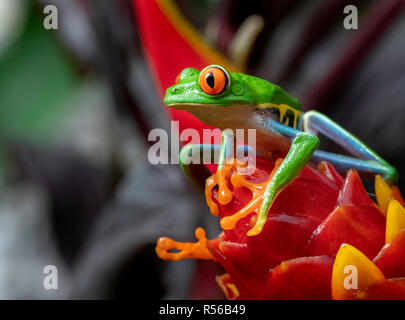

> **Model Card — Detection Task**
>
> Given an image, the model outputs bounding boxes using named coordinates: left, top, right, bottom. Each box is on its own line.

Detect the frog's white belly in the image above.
left=169, top=103, right=292, bottom=158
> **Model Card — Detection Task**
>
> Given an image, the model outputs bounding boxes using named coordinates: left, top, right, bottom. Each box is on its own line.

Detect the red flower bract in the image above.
left=156, top=156, right=405, bottom=300
left=207, top=157, right=341, bottom=298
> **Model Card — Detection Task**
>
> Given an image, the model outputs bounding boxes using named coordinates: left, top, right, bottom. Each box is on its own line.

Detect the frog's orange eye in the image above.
left=199, top=66, right=229, bottom=95
left=175, top=73, right=180, bottom=84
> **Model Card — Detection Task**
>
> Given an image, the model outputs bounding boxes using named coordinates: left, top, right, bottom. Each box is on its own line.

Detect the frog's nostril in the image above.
left=171, top=86, right=182, bottom=94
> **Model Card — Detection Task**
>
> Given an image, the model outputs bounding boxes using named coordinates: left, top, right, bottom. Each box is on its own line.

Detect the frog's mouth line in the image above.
left=166, top=103, right=228, bottom=110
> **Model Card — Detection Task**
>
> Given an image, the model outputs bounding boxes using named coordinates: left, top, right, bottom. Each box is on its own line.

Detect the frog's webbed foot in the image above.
left=247, top=132, right=319, bottom=236
left=207, top=130, right=319, bottom=236
left=179, top=129, right=256, bottom=194
left=247, top=159, right=285, bottom=236
left=205, top=161, right=235, bottom=216
left=216, top=159, right=283, bottom=234
left=206, top=158, right=261, bottom=215
left=156, top=227, right=215, bottom=261
left=205, top=128, right=256, bottom=213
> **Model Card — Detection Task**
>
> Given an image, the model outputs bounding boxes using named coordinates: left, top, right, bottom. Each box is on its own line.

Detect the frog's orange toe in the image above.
left=155, top=227, right=215, bottom=261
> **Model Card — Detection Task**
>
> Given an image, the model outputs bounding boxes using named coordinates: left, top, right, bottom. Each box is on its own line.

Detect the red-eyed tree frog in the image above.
left=164, top=65, right=398, bottom=236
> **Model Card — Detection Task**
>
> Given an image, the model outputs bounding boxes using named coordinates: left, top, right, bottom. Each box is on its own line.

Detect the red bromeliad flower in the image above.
left=156, top=157, right=405, bottom=300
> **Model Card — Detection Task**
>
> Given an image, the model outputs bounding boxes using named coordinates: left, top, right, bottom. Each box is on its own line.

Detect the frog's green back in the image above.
left=236, top=73, right=302, bottom=111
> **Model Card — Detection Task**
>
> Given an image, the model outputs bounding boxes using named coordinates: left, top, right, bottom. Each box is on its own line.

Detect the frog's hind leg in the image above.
left=312, top=150, right=396, bottom=182
left=303, top=110, right=398, bottom=185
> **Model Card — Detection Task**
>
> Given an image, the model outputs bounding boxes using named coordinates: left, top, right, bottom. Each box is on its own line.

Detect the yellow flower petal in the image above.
left=375, top=175, right=392, bottom=215
left=386, top=200, right=405, bottom=243
left=332, top=244, right=385, bottom=300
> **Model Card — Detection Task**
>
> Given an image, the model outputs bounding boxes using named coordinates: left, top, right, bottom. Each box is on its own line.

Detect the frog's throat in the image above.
left=166, top=102, right=303, bottom=130
left=166, top=103, right=257, bottom=130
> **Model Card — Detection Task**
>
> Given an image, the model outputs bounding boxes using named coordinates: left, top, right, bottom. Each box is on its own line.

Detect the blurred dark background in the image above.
left=0, top=0, right=404, bottom=299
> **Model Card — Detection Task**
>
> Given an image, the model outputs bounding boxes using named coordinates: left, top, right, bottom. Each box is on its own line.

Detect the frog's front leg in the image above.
left=248, top=123, right=319, bottom=236
left=179, top=130, right=254, bottom=193
left=179, top=144, right=219, bottom=192
left=303, top=111, right=398, bottom=185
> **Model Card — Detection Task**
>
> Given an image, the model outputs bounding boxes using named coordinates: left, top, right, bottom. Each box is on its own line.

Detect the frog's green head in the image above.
left=164, top=65, right=302, bottom=129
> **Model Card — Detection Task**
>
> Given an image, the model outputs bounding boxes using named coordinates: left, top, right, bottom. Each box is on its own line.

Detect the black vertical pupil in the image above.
left=205, top=72, right=215, bottom=88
